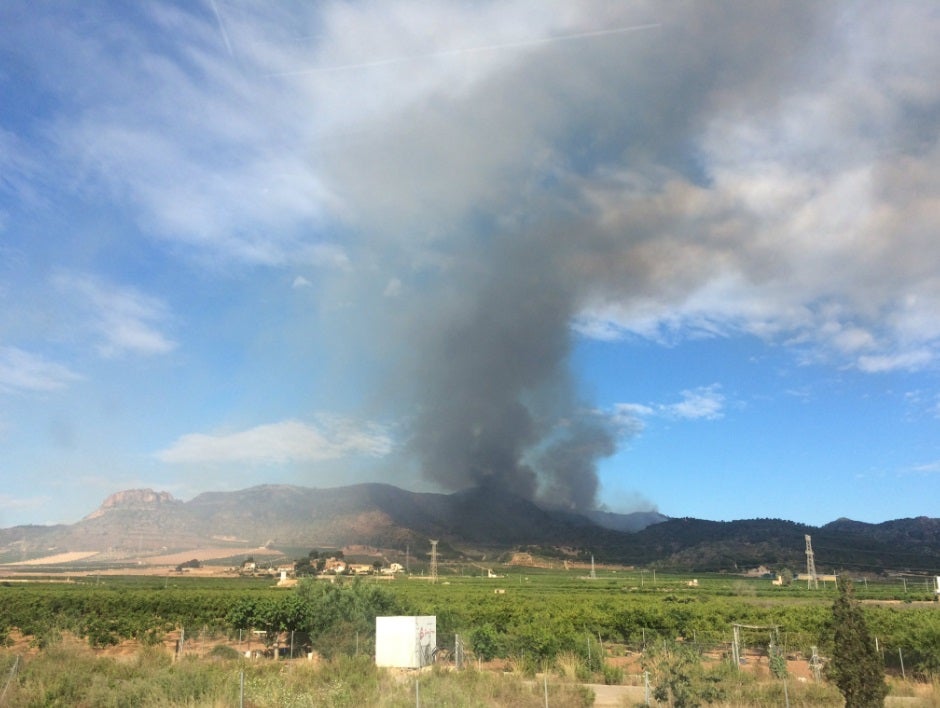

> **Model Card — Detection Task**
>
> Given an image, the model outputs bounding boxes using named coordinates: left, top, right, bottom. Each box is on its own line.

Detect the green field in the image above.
left=0, top=567, right=937, bottom=705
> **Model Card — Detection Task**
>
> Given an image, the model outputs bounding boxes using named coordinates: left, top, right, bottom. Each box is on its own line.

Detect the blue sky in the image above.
left=1, top=1, right=938, bottom=528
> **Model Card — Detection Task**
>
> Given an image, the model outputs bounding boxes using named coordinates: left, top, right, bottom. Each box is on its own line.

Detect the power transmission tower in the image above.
left=429, top=539, right=438, bottom=584
left=810, top=645, right=822, bottom=682
left=804, top=534, right=818, bottom=589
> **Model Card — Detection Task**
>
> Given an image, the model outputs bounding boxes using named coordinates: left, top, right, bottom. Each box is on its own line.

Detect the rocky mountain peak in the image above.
left=84, top=489, right=178, bottom=520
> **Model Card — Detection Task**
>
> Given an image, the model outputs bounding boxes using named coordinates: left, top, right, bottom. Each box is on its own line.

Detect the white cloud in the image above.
left=53, top=273, right=176, bottom=358
left=666, top=386, right=726, bottom=421
left=616, top=385, right=726, bottom=424
left=0, top=346, right=81, bottom=393
left=383, top=278, right=402, bottom=298
left=34, top=3, right=348, bottom=268
left=609, top=404, right=650, bottom=438
left=157, top=417, right=393, bottom=465
left=0, top=493, right=52, bottom=512
left=857, top=350, right=933, bottom=374
left=613, top=402, right=655, bottom=419
left=292, top=276, right=312, bottom=289
left=0, top=127, right=46, bottom=214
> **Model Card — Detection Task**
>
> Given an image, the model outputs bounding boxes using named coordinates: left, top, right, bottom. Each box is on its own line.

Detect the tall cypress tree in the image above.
left=827, top=575, right=888, bottom=707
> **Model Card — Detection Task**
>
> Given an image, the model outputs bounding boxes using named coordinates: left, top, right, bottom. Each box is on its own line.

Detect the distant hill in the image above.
left=619, top=516, right=940, bottom=573
left=0, top=483, right=937, bottom=573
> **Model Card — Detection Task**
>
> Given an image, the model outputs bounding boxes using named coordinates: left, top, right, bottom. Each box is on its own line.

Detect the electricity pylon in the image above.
left=805, top=534, right=818, bottom=589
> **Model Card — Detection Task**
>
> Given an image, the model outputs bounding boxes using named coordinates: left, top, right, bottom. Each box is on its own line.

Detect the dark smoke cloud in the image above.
left=312, top=0, right=879, bottom=510
left=397, top=231, right=614, bottom=509
left=535, top=413, right=618, bottom=511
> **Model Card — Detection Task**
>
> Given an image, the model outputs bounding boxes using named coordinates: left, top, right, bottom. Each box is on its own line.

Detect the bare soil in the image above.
left=0, top=551, right=100, bottom=566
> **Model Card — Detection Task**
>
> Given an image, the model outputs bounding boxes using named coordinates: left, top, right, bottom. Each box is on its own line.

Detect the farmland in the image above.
left=0, top=565, right=937, bottom=705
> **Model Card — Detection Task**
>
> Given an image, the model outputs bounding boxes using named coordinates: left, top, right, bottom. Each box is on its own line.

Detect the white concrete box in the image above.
left=375, top=615, right=437, bottom=668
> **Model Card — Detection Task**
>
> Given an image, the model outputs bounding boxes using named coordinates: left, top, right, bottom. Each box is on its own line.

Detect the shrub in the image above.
left=642, top=640, right=727, bottom=707
left=470, top=622, right=503, bottom=661
left=209, top=643, right=242, bottom=660
left=769, top=644, right=788, bottom=679
left=602, top=662, right=624, bottom=685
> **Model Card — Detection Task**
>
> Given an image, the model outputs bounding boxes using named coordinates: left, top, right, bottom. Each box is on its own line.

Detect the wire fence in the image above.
left=0, top=655, right=20, bottom=705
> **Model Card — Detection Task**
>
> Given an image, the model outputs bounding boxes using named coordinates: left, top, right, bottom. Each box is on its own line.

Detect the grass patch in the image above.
left=0, top=644, right=595, bottom=707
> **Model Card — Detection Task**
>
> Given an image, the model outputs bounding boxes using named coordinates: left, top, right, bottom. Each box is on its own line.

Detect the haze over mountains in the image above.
left=1, top=484, right=938, bottom=574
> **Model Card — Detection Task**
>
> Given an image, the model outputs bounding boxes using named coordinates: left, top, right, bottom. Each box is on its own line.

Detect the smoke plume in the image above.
left=313, top=2, right=830, bottom=511
left=206, top=0, right=933, bottom=512
left=397, top=230, right=614, bottom=510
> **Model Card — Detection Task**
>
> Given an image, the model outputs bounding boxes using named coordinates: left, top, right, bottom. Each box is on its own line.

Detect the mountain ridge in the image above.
left=1, top=483, right=937, bottom=572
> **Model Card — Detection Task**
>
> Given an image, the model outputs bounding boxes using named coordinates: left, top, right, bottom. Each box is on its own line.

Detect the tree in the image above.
left=291, top=578, right=409, bottom=658
left=175, top=558, right=201, bottom=571
left=827, top=575, right=888, bottom=708
left=294, top=558, right=317, bottom=577
left=641, top=641, right=726, bottom=708
left=226, top=597, right=258, bottom=632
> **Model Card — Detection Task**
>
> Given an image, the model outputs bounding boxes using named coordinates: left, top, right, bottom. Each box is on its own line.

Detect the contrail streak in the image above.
left=269, top=23, right=660, bottom=77
left=208, top=0, right=235, bottom=60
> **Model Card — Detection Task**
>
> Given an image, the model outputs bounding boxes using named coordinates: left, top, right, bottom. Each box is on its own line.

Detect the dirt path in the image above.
left=586, top=682, right=647, bottom=707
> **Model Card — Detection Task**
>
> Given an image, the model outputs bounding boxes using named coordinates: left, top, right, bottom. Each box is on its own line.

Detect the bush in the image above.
left=602, top=662, right=624, bottom=685
left=642, top=641, right=727, bottom=707
left=470, top=623, right=503, bottom=661
left=209, top=643, right=242, bottom=660
left=769, top=644, right=788, bottom=679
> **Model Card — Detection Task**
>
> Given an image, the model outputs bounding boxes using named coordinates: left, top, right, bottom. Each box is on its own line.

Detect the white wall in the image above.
left=375, top=616, right=437, bottom=668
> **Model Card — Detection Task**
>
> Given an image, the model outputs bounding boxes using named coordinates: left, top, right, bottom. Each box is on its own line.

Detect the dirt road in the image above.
left=586, top=682, right=648, bottom=706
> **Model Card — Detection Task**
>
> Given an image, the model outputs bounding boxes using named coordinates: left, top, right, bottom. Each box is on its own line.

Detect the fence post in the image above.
left=899, top=647, right=906, bottom=680
left=644, top=670, right=650, bottom=706
left=0, top=655, right=20, bottom=704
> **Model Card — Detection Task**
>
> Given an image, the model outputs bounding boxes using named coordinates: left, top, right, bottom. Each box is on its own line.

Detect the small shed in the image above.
left=375, top=616, right=436, bottom=668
